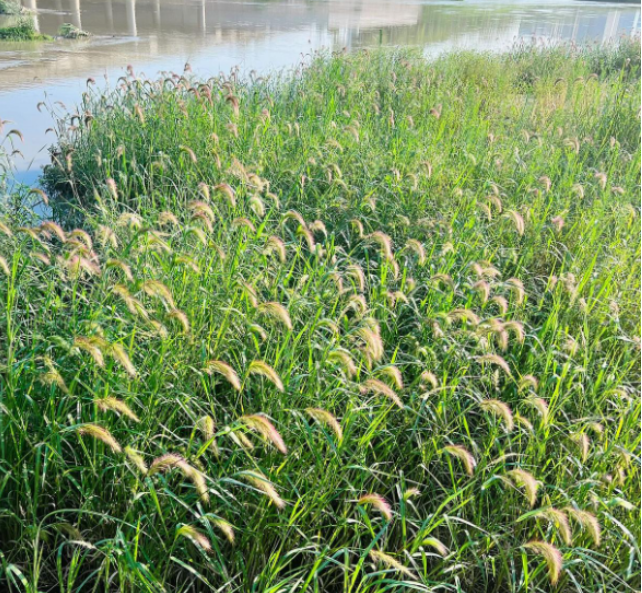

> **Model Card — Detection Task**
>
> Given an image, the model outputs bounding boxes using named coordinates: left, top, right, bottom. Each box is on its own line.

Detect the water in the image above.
left=0, top=0, right=640, bottom=185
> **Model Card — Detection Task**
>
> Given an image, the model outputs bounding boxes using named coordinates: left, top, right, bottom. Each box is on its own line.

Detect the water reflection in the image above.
left=126, top=0, right=136, bottom=37
left=0, top=0, right=639, bottom=183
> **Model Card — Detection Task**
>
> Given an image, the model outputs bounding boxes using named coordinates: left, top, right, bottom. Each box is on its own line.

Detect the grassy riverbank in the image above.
left=1, top=39, right=640, bottom=592
left=0, top=17, right=50, bottom=41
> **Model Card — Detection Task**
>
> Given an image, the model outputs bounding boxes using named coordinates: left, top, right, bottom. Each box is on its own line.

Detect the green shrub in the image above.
left=0, top=16, right=50, bottom=40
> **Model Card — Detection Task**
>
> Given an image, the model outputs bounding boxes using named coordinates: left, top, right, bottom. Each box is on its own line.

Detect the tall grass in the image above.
left=1, top=40, right=640, bottom=592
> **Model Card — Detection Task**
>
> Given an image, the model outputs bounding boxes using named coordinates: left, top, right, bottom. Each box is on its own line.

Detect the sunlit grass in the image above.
left=0, top=39, right=640, bottom=592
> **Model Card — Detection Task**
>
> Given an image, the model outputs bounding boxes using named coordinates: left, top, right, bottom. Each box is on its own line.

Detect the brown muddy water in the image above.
left=0, top=0, right=640, bottom=184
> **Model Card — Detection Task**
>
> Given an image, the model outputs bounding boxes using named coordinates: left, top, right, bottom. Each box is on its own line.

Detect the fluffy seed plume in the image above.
left=532, top=508, right=572, bottom=546
left=476, top=354, right=512, bottom=376
left=248, top=360, right=284, bottom=392
left=358, top=493, right=393, bottom=520
left=148, top=453, right=185, bottom=475
left=570, top=432, right=590, bottom=463
left=506, top=278, right=526, bottom=305
left=149, top=454, right=209, bottom=503
left=257, top=302, right=293, bottom=331
left=168, top=308, right=190, bottom=334
left=106, top=259, right=133, bottom=281
left=209, top=518, right=235, bottom=544
left=525, top=397, right=550, bottom=425
left=109, top=343, right=137, bottom=378
left=420, top=371, right=439, bottom=390
left=40, top=221, right=66, bottom=243
left=507, top=468, right=540, bottom=507
left=240, top=414, right=287, bottom=454
left=214, top=183, right=236, bottom=207
left=203, top=360, right=242, bottom=391
left=39, top=362, right=68, bottom=394
left=305, top=408, right=343, bottom=442
left=422, top=537, right=449, bottom=557
left=490, top=295, right=509, bottom=314
left=472, top=280, right=491, bottom=304
left=519, top=375, right=539, bottom=392
left=523, top=541, right=563, bottom=585
left=177, top=525, right=211, bottom=552
left=73, top=336, right=106, bottom=368
left=355, top=326, right=384, bottom=364
left=96, top=396, right=139, bottom=422
left=360, top=379, right=403, bottom=409
left=378, top=365, right=404, bottom=390
left=479, top=399, right=514, bottom=431
left=112, top=284, right=148, bottom=318
left=141, top=280, right=175, bottom=308
left=158, top=211, right=180, bottom=227
left=448, top=308, right=481, bottom=326
left=327, top=349, right=357, bottom=378
left=345, top=264, right=366, bottom=291
left=403, top=487, right=421, bottom=501
left=368, top=231, right=394, bottom=260
left=369, top=550, right=414, bottom=578
left=124, top=446, right=148, bottom=475
left=443, top=445, right=476, bottom=476
left=504, top=320, right=525, bottom=344
left=196, top=416, right=219, bottom=457
left=264, top=235, right=287, bottom=262
left=505, top=210, right=525, bottom=235
left=241, top=471, right=285, bottom=508
left=76, top=424, right=122, bottom=453
left=564, top=507, right=601, bottom=546
left=0, top=220, right=13, bottom=237
left=405, top=239, right=426, bottom=265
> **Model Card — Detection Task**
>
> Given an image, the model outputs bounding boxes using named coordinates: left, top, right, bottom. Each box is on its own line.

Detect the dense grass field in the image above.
left=0, top=39, right=640, bottom=592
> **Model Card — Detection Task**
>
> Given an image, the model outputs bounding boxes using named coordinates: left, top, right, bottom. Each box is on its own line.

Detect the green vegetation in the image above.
left=57, top=22, right=90, bottom=39
left=0, top=17, right=50, bottom=41
left=0, top=0, right=21, bottom=15
left=1, top=39, right=640, bottom=592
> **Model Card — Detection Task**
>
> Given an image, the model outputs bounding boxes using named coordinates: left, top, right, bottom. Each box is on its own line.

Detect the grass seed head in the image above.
left=369, top=550, right=414, bottom=578
left=523, top=540, right=563, bottom=585
left=564, top=507, right=601, bottom=546
left=327, top=349, right=357, bottom=378
left=168, top=308, right=190, bottom=334
left=209, top=518, right=235, bottom=544
left=196, top=416, right=219, bottom=457
left=96, top=396, right=139, bottom=422
left=360, top=378, right=403, bottom=409
left=476, top=354, right=512, bottom=376
left=305, top=407, right=343, bottom=442
left=443, top=444, right=476, bottom=476
left=358, top=493, right=393, bottom=520
left=124, top=447, right=148, bottom=475
left=240, top=414, right=287, bottom=454
left=264, top=235, right=287, bottom=262
left=479, top=399, right=514, bottom=431
left=248, top=360, right=284, bottom=392
left=76, top=424, right=122, bottom=453
left=177, top=525, right=211, bottom=552
left=533, top=508, right=572, bottom=546
left=507, top=468, right=540, bottom=507
left=257, top=302, right=293, bottom=331
left=203, top=360, right=242, bottom=391
left=242, top=471, right=285, bottom=508
left=378, top=365, right=404, bottom=390
left=421, top=537, right=449, bottom=557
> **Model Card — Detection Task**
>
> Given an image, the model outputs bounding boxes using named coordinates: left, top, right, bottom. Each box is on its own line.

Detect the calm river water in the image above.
left=0, top=0, right=640, bottom=184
